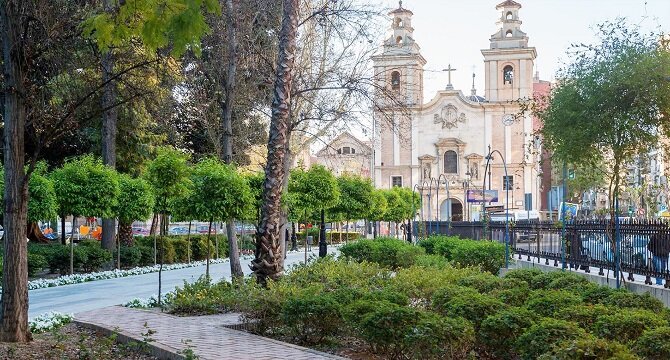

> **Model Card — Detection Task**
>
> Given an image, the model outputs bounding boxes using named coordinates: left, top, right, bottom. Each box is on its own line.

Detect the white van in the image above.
left=489, top=210, right=540, bottom=222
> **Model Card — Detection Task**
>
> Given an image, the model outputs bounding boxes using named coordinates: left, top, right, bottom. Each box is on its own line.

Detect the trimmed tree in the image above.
left=115, top=174, right=155, bottom=247
left=367, top=189, right=388, bottom=239
left=51, top=156, right=119, bottom=274
left=189, top=158, right=252, bottom=278
left=331, top=175, right=373, bottom=242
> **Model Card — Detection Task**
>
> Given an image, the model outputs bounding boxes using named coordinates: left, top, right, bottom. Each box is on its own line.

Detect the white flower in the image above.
left=29, top=311, right=73, bottom=333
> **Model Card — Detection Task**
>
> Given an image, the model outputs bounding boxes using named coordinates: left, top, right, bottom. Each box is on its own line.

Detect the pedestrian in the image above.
left=306, top=235, right=313, bottom=252
left=647, top=231, right=670, bottom=285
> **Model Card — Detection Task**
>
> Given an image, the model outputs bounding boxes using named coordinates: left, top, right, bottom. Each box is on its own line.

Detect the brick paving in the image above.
left=75, top=306, right=344, bottom=360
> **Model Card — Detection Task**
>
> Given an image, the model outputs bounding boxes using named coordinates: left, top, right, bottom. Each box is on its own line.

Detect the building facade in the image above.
left=372, top=0, right=545, bottom=221
left=314, top=132, right=372, bottom=178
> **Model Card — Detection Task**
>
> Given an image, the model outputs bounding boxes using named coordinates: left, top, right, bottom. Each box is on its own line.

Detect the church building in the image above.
left=372, top=0, right=546, bottom=221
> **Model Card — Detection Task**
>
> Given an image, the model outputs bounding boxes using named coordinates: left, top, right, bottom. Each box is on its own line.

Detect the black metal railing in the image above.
left=414, top=219, right=670, bottom=288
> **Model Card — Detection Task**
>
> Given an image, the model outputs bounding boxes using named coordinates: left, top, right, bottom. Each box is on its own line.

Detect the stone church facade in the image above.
left=372, top=0, right=545, bottom=221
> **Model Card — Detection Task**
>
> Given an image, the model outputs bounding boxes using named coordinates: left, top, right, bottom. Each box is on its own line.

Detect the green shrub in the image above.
left=390, top=265, right=480, bottom=300
left=555, top=304, right=612, bottom=331
left=432, top=236, right=461, bottom=258
left=594, top=309, right=668, bottom=343
left=538, top=336, right=641, bottom=360
left=503, top=268, right=544, bottom=285
left=285, top=257, right=390, bottom=293
left=190, top=236, right=214, bottom=261
left=525, top=290, right=583, bottom=317
left=406, top=313, right=475, bottom=360
left=633, top=327, right=670, bottom=359
left=479, top=307, right=537, bottom=360
left=78, top=239, right=100, bottom=247
left=165, top=276, right=237, bottom=315
left=492, top=277, right=532, bottom=306
left=515, top=318, right=586, bottom=360
left=46, top=245, right=88, bottom=275
left=414, top=254, right=450, bottom=268
left=114, top=246, right=142, bottom=268
left=281, top=292, right=343, bottom=344
left=602, top=290, right=665, bottom=313
left=80, top=245, right=112, bottom=272
left=171, top=238, right=190, bottom=263
left=449, top=239, right=506, bottom=274
left=136, top=245, right=154, bottom=266
left=339, top=238, right=424, bottom=269
left=354, top=301, right=421, bottom=358
left=457, top=273, right=503, bottom=293
left=433, top=288, right=505, bottom=329
left=27, top=253, right=48, bottom=277
left=418, top=236, right=457, bottom=255
left=155, top=238, right=176, bottom=264
left=530, top=270, right=589, bottom=290
left=580, top=283, right=618, bottom=304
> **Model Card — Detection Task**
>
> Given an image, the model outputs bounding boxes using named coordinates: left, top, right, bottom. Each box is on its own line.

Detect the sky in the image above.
left=376, top=0, right=670, bottom=104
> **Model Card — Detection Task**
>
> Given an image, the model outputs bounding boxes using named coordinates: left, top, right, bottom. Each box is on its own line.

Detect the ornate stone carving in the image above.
left=434, top=104, right=466, bottom=129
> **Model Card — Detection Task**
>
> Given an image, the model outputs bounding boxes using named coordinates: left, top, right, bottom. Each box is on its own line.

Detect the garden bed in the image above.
left=156, top=236, right=670, bottom=359
left=0, top=323, right=157, bottom=360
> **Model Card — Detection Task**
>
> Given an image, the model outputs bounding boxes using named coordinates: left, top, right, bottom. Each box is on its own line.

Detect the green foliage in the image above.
left=242, top=172, right=264, bottom=222
left=433, top=290, right=505, bottom=329
left=633, top=327, right=670, bottom=360
left=281, top=292, right=343, bottom=344
left=330, top=175, right=373, bottom=222
left=80, top=245, right=113, bottom=272
left=27, top=174, right=58, bottom=222
left=339, top=238, right=425, bottom=269
left=555, top=304, right=613, bottom=331
left=420, top=236, right=506, bottom=274
left=601, top=290, right=665, bottom=313
left=46, top=246, right=88, bottom=275
left=405, top=313, right=475, bottom=360
left=390, top=265, right=480, bottom=301
left=594, top=309, right=668, bottom=343
left=288, top=165, right=340, bottom=218
left=413, top=254, right=450, bottom=269
left=115, top=174, right=154, bottom=223
left=503, top=268, right=544, bottom=285
left=381, top=187, right=417, bottom=223
left=145, top=147, right=191, bottom=214
left=515, top=318, right=586, bottom=360
left=538, top=336, right=641, bottom=360
left=352, top=301, right=421, bottom=357
left=114, top=246, right=143, bottom=268
left=27, top=253, right=48, bottom=277
left=525, top=290, right=583, bottom=317
left=82, top=0, right=221, bottom=57
left=479, top=307, right=537, bottom=360
left=171, top=238, right=190, bottom=263
left=188, top=158, right=252, bottom=222
left=535, top=21, right=670, bottom=200
left=366, top=189, right=388, bottom=222
left=166, top=277, right=236, bottom=315
left=51, top=155, right=119, bottom=218
left=456, top=273, right=503, bottom=293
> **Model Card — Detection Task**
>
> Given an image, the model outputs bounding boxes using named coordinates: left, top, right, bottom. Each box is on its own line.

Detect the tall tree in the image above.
left=534, top=21, right=670, bottom=211
left=250, top=0, right=299, bottom=284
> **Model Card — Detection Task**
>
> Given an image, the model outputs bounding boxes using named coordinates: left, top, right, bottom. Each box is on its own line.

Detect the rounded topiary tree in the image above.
left=51, top=156, right=119, bottom=274
left=367, top=189, right=388, bottom=239
left=287, top=165, right=339, bottom=257
left=115, top=174, right=154, bottom=247
left=331, top=175, right=373, bottom=243
left=189, top=158, right=252, bottom=278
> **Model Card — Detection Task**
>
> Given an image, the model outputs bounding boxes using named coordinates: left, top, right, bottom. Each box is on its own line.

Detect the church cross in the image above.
left=443, top=64, right=457, bottom=89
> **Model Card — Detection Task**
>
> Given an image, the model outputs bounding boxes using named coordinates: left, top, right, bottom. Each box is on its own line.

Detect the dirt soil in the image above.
left=0, top=323, right=158, bottom=360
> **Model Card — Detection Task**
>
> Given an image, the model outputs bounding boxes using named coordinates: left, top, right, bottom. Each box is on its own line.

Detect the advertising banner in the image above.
left=467, top=189, right=498, bottom=203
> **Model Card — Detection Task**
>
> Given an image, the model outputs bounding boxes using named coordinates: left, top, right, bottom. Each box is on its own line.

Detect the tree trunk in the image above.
left=100, top=0, right=118, bottom=253
left=227, top=219, right=243, bottom=277
left=149, top=213, right=159, bottom=236
left=60, top=215, right=66, bottom=245
left=220, top=0, right=244, bottom=279
left=250, top=0, right=299, bottom=285
left=187, top=221, right=192, bottom=263
left=206, top=218, right=213, bottom=278
left=118, top=221, right=133, bottom=246
left=70, top=217, right=77, bottom=275
left=27, top=222, right=49, bottom=243
left=0, top=0, right=31, bottom=340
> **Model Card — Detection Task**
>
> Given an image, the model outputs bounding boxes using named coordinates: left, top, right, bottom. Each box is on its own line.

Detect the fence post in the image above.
left=561, top=163, right=567, bottom=270
left=615, top=198, right=621, bottom=289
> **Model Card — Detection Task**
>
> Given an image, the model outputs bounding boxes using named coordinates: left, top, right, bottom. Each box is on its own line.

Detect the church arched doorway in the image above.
left=440, top=198, right=463, bottom=221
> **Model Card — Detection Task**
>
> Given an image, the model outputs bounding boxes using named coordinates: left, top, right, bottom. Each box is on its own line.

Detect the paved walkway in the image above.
left=75, top=306, right=343, bottom=360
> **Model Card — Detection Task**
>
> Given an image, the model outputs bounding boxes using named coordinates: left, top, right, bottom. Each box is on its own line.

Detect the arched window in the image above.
left=396, top=36, right=403, bottom=45
left=391, top=71, right=401, bottom=90
left=351, top=148, right=356, bottom=154
left=395, top=18, right=403, bottom=27
left=503, top=65, right=514, bottom=85
left=444, top=150, right=458, bottom=174
left=506, top=11, right=513, bottom=20
left=505, top=29, right=513, bottom=38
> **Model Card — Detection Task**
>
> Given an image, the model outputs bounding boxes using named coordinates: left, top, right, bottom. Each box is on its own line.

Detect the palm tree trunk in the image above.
left=251, top=0, right=299, bottom=285
left=118, top=221, right=133, bottom=246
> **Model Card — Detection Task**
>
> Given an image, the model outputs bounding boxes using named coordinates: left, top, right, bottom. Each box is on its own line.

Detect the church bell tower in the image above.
left=481, top=0, right=536, bottom=102
left=371, top=0, right=425, bottom=107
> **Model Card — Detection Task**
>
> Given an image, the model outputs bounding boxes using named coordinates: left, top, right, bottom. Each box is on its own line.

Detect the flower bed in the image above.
left=29, top=311, right=74, bottom=334
left=23, top=258, right=231, bottom=291
left=123, top=294, right=160, bottom=308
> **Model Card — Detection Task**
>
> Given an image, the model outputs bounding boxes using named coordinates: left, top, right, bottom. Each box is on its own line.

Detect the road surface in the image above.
left=29, top=248, right=325, bottom=317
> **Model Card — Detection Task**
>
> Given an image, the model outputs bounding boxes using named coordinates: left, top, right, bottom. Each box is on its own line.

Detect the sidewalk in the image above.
left=75, top=306, right=344, bottom=360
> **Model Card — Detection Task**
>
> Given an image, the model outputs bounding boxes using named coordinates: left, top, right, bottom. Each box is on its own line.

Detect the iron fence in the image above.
left=414, top=219, right=670, bottom=288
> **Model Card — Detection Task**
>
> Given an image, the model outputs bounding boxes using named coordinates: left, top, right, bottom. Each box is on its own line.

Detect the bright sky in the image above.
left=376, top=0, right=670, bottom=103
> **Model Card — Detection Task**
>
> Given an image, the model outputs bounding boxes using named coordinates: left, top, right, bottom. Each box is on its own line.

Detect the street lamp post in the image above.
left=412, top=183, right=423, bottom=243
left=318, top=208, right=327, bottom=258
left=483, top=148, right=511, bottom=269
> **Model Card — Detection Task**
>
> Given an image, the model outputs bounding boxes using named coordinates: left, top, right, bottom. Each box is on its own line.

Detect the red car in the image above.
left=197, top=225, right=217, bottom=234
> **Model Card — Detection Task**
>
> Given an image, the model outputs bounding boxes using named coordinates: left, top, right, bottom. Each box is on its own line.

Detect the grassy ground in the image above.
left=0, top=323, right=158, bottom=360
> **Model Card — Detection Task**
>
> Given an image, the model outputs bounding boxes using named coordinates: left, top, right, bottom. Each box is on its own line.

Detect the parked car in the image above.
left=170, top=226, right=190, bottom=235
left=197, top=225, right=217, bottom=234
left=132, top=227, right=150, bottom=237
left=580, top=232, right=649, bottom=267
